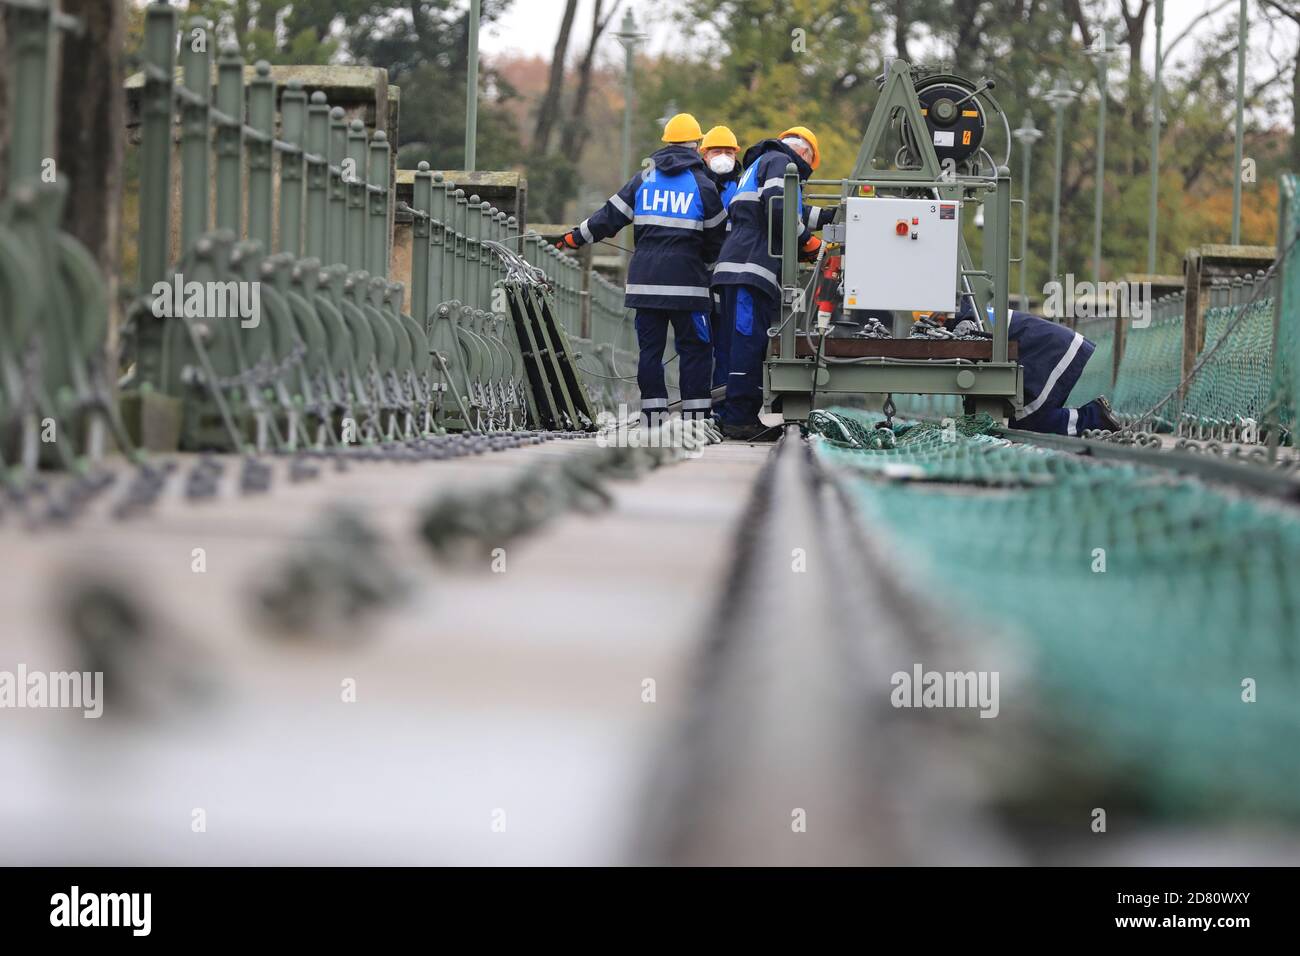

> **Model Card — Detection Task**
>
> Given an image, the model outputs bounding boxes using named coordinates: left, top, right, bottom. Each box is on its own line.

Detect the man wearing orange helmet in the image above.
left=711, top=126, right=832, bottom=439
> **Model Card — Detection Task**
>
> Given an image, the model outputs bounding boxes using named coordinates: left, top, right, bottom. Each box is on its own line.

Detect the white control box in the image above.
left=841, top=196, right=961, bottom=313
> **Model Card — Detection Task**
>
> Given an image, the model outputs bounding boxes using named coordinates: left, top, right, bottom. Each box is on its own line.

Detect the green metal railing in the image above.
left=123, top=3, right=572, bottom=447
left=2, top=0, right=635, bottom=476
left=1274, top=173, right=1300, bottom=443
left=0, top=0, right=131, bottom=483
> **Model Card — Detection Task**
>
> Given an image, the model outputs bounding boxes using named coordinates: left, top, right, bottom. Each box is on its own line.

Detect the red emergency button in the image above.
left=895, top=220, right=908, bottom=236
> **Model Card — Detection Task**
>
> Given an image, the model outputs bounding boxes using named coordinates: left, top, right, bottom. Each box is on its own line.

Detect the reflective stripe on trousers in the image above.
left=718, top=284, right=777, bottom=427
left=1010, top=399, right=1109, bottom=437
left=634, top=308, right=713, bottom=411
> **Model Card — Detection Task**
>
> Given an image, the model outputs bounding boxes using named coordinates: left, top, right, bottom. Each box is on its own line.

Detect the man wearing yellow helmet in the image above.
left=700, top=125, right=741, bottom=207
left=699, top=125, right=743, bottom=397
left=711, top=125, right=832, bottom=439
left=557, top=113, right=727, bottom=426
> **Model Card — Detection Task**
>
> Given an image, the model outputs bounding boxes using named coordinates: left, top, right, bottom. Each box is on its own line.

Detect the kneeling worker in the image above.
left=557, top=113, right=727, bottom=425
left=949, top=298, right=1121, bottom=435
left=712, top=126, right=832, bottom=439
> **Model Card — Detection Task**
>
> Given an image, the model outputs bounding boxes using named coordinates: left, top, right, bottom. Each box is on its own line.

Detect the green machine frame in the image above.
left=767, top=59, right=1023, bottom=423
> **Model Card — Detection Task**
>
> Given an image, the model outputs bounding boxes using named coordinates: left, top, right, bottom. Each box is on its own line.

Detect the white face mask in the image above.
left=708, top=154, right=736, bottom=175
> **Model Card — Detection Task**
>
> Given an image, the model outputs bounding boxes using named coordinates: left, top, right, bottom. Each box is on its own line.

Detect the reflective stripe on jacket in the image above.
left=571, top=144, right=726, bottom=312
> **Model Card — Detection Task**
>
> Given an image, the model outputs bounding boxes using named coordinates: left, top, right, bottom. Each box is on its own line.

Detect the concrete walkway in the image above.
left=0, top=438, right=771, bottom=864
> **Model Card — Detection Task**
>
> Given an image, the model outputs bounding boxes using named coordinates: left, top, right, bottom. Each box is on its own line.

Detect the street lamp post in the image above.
left=1013, top=113, right=1043, bottom=310
left=1148, top=0, right=1164, bottom=273
left=1087, top=28, right=1119, bottom=286
left=1232, top=0, right=1247, bottom=244
left=614, top=10, right=645, bottom=185
left=1044, top=80, right=1077, bottom=302
left=465, top=0, right=480, bottom=171
left=657, top=101, right=678, bottom=135
left=614, top=10, right=645, bottom=276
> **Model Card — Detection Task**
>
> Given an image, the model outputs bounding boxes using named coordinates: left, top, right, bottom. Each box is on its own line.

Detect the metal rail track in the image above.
left=638, top=428, right=1017, bottom=865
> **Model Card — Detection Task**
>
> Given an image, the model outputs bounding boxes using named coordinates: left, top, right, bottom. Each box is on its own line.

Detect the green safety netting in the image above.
left=808, top=408, right=1300, bottom=820
left=1181, top=292, right=1280, bottom=436
left=1064, top=317, right=1115, bottom=409
left=1107, top=301, right=1185, bottom=427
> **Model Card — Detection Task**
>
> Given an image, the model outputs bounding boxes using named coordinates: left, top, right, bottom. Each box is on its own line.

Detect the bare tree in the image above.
left=1161, top=0, right=1239, bottom=61
left=564, top=0, right=621, bottom=157
left=57, top=0, right=125, bottom=282
left=1261, top=0, right=1300, bottom=172
left=893, top=0, right=912, bottom=60
left=0, top=11, right=7, bottom=196
left=533, top=0, right=579, bottom=155
left=234, top=0, right=253, bottom=47
left=1120, top=0, right=1152, bottom=152
left=1063, top=0, right=1094, bottom=48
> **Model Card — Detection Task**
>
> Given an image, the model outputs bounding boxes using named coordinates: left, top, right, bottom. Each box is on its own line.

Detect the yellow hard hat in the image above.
left=779, top=125, right=821, bottom=169
left=701, top=125, right=739, bottom=151
left=662, top=112, right=704, bottom=144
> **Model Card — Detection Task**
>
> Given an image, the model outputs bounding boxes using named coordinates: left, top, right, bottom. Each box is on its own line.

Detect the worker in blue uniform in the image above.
left=699, top=125, right=742, bottom=412
left=950, top=297, right=1121, bottom=435
left=559, top=113, right=727, bottom=425
left=711, top=125, right=833, bottom=440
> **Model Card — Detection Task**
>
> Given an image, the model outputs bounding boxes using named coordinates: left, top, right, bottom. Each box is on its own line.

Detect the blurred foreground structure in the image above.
left=0, top=1, right=1299, bottom=866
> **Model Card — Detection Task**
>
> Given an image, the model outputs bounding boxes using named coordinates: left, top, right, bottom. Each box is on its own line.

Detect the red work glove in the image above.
left=556, top=232, right=579, bottom=250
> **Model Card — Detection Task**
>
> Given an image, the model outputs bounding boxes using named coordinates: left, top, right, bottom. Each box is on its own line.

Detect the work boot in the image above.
left=720, top=421, right=778, bottom=442
left=1089, top=395, right=1122, bottom=432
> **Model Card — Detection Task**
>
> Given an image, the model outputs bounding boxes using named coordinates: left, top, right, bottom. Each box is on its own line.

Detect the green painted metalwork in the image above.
left=1276, top=175, right=1300, bottom=447
left=770, top=60, right=1019, bottom=425
left=1149, top=0, right=1164, bottom=273
left=215, top=44, right=244, bottom=236
left=304, top=93, right=330, bottom=262
left=245, top=62, right=273, bottom=252
left=114, top=7, right=518, bottom=446
left=137, top=3, right=176, bottom=297
left=464, top=0, right=480, bottom=172
left=326, top=107, right=348, bottom=267
left=366, top=131, right=390, bottom=278
left=278, top=82, right=307, bottom=257
left=3, top=0, right=631, bottom=473
left=345, top=119, right=368, bottom=273
left=0, top=0, right=135, bottom=480
left=179, top=16, right=211, bottom=256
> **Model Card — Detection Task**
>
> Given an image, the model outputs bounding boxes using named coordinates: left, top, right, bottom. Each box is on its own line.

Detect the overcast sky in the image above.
left=481, top=0, right=1298, bottom=90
